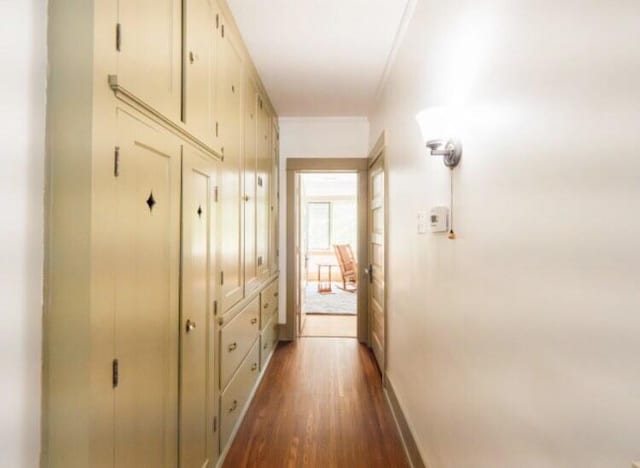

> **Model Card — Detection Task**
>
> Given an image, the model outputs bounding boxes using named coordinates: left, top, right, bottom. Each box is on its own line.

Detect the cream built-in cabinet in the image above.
left=244, top=77, right=259, bottom=294
left=44, top=0, right=280, bottom=466
left=183, top=0, right=216, bottom=146
left=116, top=0, right=182, bottom=122
left=217, top=17, right=245, bottom=313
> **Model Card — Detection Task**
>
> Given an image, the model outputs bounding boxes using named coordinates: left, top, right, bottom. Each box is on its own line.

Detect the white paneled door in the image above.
left=368, top=155, right=385, bottom=375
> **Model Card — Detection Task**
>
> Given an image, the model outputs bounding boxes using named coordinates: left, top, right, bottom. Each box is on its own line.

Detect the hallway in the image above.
left=223, top=339, right=408, bottom=467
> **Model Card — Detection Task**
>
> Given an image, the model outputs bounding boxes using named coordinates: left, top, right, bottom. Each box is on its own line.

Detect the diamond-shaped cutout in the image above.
left=146, top=192, right=156, bottom=211
left=197, top=205, right=203, bottom=218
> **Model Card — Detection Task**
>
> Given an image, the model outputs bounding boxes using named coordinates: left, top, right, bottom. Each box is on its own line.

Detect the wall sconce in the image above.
left=425, top=138, right=462, bottom=168
left=416, top=107, right=462, bottom=168
left=416, top=106, right=462, bottom=239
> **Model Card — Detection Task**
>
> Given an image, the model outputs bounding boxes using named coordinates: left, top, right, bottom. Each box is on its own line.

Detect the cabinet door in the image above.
left=256, top=96, right=270, bottom=280
left=117, top=0, right=182, bottom=121
left=114, top=109, right=180, bottom=468
left=244, top=79, right=258, bottom=294
left=270, top=122, right=280, bottom=274
left=184, top=0, right=215, bottom=146
left=180, top=147, right=218, bottom=468
left=217, top=14, right=245, bottom=312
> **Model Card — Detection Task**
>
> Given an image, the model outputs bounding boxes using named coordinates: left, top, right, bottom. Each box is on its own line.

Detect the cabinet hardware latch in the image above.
left=114, top=146, right=120, bottom=177
left=214, top=186, right=219, bottom=202
left=112, top=359, right=119, bottom=388
left=220, top=271, right=224, bottom=285
left=116, top=23, right=121, bottom=51
left=213, top=416, right=217, bottom=432
left=213, top=300, right=218, bottom=316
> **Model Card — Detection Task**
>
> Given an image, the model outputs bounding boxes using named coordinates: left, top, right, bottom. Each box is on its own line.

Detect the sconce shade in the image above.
left=416, top=106, right=458, bottom=143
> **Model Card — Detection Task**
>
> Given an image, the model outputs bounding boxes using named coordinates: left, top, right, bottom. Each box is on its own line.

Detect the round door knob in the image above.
left=229, top=400, right=238, bottom=413
left=185, top=320, right=196, bottom=333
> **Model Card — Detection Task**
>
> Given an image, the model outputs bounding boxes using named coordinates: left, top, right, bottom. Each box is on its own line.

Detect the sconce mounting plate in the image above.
left=426, top=138, right=462, bottom=168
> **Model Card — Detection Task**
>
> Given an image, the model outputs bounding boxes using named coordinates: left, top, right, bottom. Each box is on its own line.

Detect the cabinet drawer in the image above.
left=220, top=339, right=260, bottom=451
left=260, top=280, right=279, bottom=328
left=220, top=297, right=260, bottom=389
left=260, top=315, right=279, bottom=370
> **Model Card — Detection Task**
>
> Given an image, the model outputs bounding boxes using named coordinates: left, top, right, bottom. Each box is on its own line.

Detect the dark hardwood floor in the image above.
left=223, top=338, right=409, bottom=468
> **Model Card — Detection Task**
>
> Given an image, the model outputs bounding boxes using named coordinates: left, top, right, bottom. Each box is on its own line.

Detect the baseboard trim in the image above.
left=278, top=323, right=293, bottom=341
left=384, top=375, right=427, bottom=468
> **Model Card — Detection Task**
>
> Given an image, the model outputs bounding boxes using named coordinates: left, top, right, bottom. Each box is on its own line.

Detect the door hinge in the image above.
left=215, top=121, right=219, bottom=137
left=221, top=24, right=225, bottom=38
left=257, top=176, right=263, bottom=187
left=213, top=416, right=217, bottom=432
left=216, top=14, right=219, bottom=29
left=214, top=186, right=219, bottom=202
left=116, top=23, right=121, bottom=51
left=114, top=146, right=120, bottom=177
left=213, top=300, right=218, bottom=316
left=112, top=359, right=119, bottom=388
left=257, top=256, right=263, bottom=266
left=220, top=271, right=224, bottom=285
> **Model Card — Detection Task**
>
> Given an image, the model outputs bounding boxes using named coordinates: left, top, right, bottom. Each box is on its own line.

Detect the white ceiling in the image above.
left=227, top=0, right=412, bottom=117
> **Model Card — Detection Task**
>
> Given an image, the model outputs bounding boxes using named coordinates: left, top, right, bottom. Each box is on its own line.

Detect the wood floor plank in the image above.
left=301, top=315, right=357, bottom=338
left=223, top=338, right=409, bottom=468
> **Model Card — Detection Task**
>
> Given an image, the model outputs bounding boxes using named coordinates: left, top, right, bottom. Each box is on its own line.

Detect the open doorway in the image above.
left=298, top=173, right=358, bottom=338
left=286, top=158, right=369, bottom=344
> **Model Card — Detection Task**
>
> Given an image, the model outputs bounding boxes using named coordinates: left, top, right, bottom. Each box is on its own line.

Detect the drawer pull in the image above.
left=263, top=303, right=269, bottom=309
left=250, top=318, right=257, bottom=325
left=228, top=400, right=238, bottom=413
left=228, top=342, right=237, bottom=352
left=251, top=363, right=258, bottom=372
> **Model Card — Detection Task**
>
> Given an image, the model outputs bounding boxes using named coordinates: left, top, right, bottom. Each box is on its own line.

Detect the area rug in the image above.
left=303, top=282, right=357, bottom=314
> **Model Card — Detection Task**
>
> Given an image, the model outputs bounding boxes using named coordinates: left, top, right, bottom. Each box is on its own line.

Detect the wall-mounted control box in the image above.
left=430, top=206, right=449, bottom=233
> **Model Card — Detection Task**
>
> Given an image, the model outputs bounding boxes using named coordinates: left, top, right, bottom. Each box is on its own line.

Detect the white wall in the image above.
left=277, top=117, right=369, bottom=321
left=0, top=0, right=47, bottom=466
left=370, top=1, right=640, bottom=467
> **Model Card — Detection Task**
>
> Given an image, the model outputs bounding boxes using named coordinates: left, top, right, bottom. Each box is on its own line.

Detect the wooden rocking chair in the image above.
left=333, top=244, right=358, bottom=292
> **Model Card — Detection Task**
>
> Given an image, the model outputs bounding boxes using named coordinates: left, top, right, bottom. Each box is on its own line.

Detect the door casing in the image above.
left=285, top=158, right=369, bottom=343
